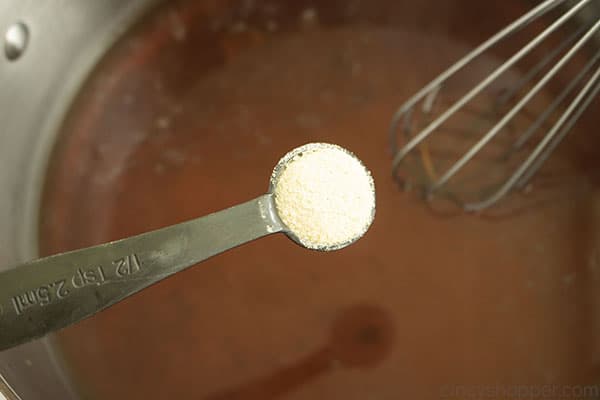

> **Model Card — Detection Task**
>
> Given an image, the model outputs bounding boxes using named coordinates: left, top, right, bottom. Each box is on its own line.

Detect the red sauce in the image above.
left=40, top=1, right=600, bottom=398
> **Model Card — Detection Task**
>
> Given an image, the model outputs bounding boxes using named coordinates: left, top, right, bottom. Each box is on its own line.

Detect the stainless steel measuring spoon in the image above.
left=0, top=143, right=375, bottom=351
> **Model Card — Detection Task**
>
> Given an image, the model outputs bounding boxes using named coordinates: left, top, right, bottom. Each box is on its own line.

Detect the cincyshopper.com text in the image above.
left=440, top=384, right=600, bottom=399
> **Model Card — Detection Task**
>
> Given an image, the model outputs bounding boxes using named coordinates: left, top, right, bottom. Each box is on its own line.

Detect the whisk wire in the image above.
left=511, top=49, right=600, bottom=150
left=391, top=0, right=591, bottom=177
left=496, top=22, right=590, bottom=106
left=465, top=63, right=600, bottom=211
left=430, top=19, right=600, bottom=193
left=390, top=0, right=599, bottom=211
left=514, top=66, right=600, bottom=189
left=390, top=0, right=579, bottom=155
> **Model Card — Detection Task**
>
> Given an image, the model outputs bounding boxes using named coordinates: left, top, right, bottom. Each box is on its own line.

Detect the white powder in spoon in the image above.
left=272, top=143, right=375, bottom=250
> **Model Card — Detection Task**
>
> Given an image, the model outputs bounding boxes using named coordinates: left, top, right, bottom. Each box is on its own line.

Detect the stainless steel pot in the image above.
left=0, top=1, right=598, bottom=398
left=0, top=2, right=159, bottom=398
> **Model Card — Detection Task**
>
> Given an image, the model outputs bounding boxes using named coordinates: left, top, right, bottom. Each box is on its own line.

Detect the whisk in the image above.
left=389, top=0, right=600, bottom=212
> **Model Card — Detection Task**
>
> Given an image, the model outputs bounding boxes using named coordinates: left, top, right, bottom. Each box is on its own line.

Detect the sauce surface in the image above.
left=40, top=1, right=600, bottom=399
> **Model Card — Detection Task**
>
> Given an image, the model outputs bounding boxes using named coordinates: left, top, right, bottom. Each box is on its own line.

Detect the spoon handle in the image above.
left=0, top=194, right=282, bottom=351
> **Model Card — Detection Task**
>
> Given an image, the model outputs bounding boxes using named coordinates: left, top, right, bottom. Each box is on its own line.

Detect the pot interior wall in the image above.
left=40, top=0, right=600, bottom=398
